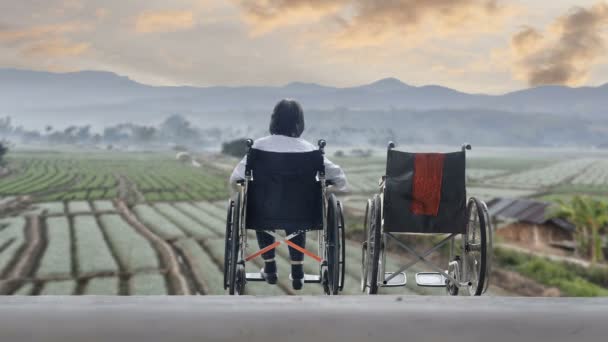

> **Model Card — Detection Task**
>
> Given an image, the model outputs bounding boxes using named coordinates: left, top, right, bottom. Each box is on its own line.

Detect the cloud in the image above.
left=235, top=0, right=347, bottom=35
left=511, top=27, right=543, bottom=55
left=0, top=22, right=90, bottom=57
left=235, top=0, right=511, bottom=45
left=511, top=2, right=608, bottom=86
left=95, top=8, right=109, bottom=20
left=23, top=38, right=90, bottom=57
left=135, top=10, right=196, bottom=33
left=0, top=22, right=85, bottom=43
left=332, top=0, right=509, bottom=48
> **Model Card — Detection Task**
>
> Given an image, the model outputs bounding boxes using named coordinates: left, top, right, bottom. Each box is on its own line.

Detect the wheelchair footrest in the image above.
left=381, top=272, right=407, bottom=287
left=290, top=274, right=322, bottom=283
left=246, top=273, right=321, bottom=283
left=246, top=273, right=265, bottom=282
left=415, top=272, right=447, bottom=287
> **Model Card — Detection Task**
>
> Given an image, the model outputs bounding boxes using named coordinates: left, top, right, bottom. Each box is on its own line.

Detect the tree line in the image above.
left=0, top=115, right=225, bottom=150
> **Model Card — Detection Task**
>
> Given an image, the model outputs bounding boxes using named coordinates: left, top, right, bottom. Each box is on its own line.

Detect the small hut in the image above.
left=487, top=198, right=576, bottom=255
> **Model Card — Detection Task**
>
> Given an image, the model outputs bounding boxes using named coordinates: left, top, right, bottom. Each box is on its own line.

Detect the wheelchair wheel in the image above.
left=326, top=194, right=340, bottom=295
left=481, top=201, right=493, bottom=295
left=360, top=199, right=371, bottom=292
left=322, top=268, right=330, bottom=294
left=223, top=200, right=234, bottom=290
left=236, top=263, right=246, bottom=295
left=366, top=194, right=382, bottom=295
left=464, top=197, right=488, bottom=296
left=337, top=201, right=346, bottom=292
left=446, top=256, right=460, bottom=296
left=228, top=195, right=242, bottom=295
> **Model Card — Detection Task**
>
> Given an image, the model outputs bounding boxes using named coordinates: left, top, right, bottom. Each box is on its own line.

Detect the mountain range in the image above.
left=0, top=69, right=608, bottom=144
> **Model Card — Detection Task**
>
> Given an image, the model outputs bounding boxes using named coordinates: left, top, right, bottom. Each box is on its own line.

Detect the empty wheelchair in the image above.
left=361, top=142, right=492, bottom=296
left=224, top=139, right=346, bottom=295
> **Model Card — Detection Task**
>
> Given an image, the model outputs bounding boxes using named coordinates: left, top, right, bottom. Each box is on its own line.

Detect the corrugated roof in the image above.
left=516, top=202, right=549, bottom=224
left=487, top=198, right=517, bottom=217
left=487, top=197, right=575, bottom=232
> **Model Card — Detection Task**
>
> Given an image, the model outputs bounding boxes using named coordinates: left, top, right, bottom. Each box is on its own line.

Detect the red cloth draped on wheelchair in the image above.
left=361, top=143, right=492, bottom=296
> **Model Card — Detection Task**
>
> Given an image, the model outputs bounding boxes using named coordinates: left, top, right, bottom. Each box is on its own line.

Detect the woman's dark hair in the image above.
left=269, top=99, right=305, bottom=138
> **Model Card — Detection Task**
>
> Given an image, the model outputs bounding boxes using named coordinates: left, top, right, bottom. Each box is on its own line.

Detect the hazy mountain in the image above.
left=1, top=68, right=606, bottom=130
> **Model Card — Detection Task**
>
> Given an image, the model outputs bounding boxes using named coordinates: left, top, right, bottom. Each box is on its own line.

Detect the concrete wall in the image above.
left=0, top=296, right=607, bottom=342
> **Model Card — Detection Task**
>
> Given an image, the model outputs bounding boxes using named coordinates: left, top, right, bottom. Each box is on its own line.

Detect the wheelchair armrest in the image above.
left=236, top=179, right=245, bottom=186
left=325, top=180, right=335, bottom=186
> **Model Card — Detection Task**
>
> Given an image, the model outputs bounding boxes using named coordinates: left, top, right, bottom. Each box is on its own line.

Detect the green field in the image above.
left=1, top=147, right=607, bottom=296
left=0, top=151, right=227, bottom=203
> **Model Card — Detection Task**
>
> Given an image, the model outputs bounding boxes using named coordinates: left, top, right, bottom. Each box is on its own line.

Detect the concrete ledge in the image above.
left=1, top=296, right=607, bottom=342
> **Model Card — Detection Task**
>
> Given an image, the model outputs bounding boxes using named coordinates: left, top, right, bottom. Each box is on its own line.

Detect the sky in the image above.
left=0, top=0, right=607, bottom=94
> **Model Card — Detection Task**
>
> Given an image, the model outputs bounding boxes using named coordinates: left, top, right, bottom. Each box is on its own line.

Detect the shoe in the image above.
left=290, top=264, right=304, bottom=290
left=260, top=267, right=278, bottom=285
left=292, top=277, right=303, bottom=290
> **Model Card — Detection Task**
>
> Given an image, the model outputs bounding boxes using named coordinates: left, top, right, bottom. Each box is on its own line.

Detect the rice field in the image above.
left=1, top=147, right=607, bottom=296
left=0, top=151, right=227, bottom=203
left=481, top=159, right=598, bottom=189
left=0, top=197, right=449, bottom=296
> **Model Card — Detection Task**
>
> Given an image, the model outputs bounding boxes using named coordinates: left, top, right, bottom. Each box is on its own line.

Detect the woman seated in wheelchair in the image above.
left=230, top=99, right=347, bottom=290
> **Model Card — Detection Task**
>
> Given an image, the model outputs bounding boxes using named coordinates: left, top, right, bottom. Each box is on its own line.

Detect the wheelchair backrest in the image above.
left=383, top=149, right=467, bottom=234
left=245, top=148, right=324, bottom=232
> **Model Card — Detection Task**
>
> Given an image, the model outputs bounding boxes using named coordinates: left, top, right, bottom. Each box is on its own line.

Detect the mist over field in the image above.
left=2, top=68, right=608, bottom=149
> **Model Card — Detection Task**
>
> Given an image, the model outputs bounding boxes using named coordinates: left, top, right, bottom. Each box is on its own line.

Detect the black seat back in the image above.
left=384, top=149, right=467, bottom=233
left=245, top=149, right=324, bottom=232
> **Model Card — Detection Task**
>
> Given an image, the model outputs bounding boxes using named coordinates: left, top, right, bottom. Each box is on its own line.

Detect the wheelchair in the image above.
left=361, top=142, right=493, bottom=296
left=224, top=139, right=346, bottom=295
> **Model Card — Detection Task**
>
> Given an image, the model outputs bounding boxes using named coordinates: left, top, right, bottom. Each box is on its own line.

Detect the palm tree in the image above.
left=553, top=196, right=608, bottom=264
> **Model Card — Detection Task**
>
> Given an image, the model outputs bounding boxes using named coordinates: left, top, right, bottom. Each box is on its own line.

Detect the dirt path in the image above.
left=116, top=175, right=145, bottom=204
left=115, top=200, right=190, bottom=295
left=0, top=215, right=44, bottom=294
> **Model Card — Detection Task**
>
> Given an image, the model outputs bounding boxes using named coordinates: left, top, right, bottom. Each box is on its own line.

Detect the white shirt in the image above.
left=229, top=135, right=348, bottom=191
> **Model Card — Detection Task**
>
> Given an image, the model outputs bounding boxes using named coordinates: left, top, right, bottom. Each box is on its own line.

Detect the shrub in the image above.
left=495, top=247, right=608, bottom=297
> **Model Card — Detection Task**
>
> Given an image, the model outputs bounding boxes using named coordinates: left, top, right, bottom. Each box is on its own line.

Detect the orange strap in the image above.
left=245, top=241, right=281, bottom=261
left=286, top=240, right=323, bottom=263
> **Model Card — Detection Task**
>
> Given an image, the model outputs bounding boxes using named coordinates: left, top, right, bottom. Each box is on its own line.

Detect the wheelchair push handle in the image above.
left=318, top=139, right=326, bottom=154
left=388, top=141, right=396, bottom=150
left=246, top=139, right=254, bottom=148
left=461, top=143, right=472, bottom=152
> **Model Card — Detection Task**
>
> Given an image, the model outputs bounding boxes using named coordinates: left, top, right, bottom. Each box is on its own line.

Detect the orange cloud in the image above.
left=23, top=38, right=90, bottom=57
left=135, top=10, right=195, bottom=33
left=0, top=22, right=90, bottom=58
left=235, top=0, right=512, bottom=45
left=0, top=23, right=85, bottom=43
left=511, top=2, right=608, bottom=86
left=332, top=0, right=510, bottom=49
left=235, top=0, right=347, bottom=35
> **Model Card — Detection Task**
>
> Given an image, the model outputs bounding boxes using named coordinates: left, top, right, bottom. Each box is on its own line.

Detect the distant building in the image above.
left=487, top=198, right=576, bottom=255
left=176, top=152, right=192, bottom=163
